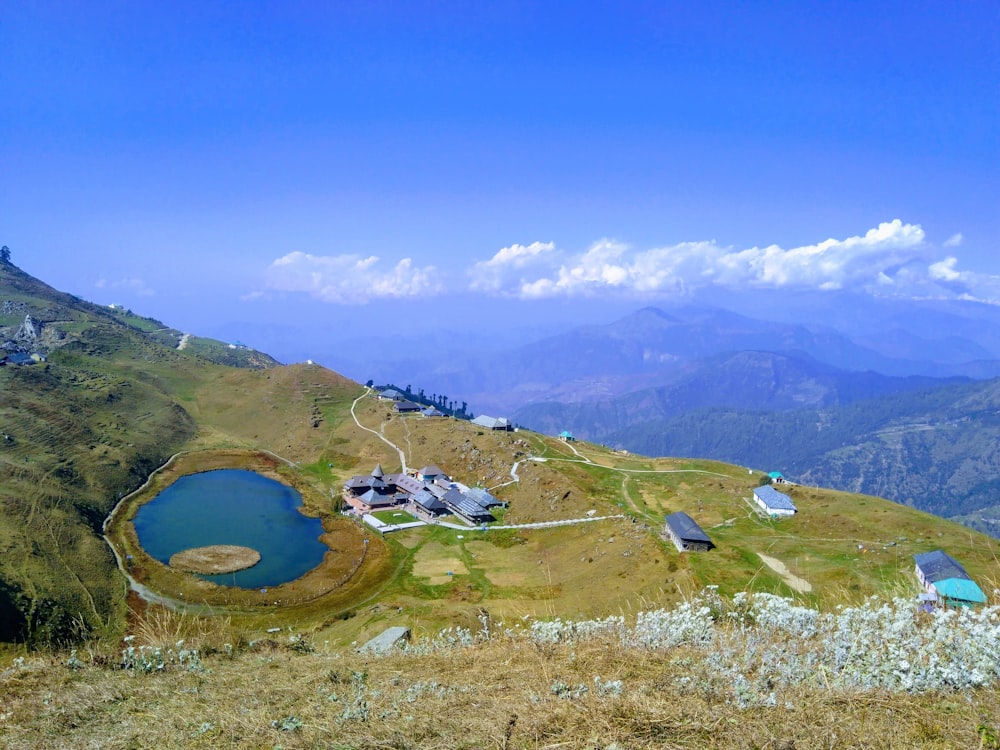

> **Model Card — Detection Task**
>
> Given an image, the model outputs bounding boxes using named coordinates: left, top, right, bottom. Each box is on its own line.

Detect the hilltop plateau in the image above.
left=3, top=259, right=1000, bottom=748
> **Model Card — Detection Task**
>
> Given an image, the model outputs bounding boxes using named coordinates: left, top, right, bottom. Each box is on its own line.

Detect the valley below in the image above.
left=4, top=260, right=1000, bottom=748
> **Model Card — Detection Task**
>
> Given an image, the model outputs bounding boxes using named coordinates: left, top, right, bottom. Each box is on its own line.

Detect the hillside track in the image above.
left=350, top=389, right=408, bottom=472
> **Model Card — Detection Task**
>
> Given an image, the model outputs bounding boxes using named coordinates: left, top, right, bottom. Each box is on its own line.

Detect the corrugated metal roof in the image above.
left=443, top=488, right=493, bottom=520
left=384, top=474, right=423, bottom=495
left=471, top=415, right=510, bottom=429
left=412, top=489, right=447, bottom=513
left=914, top=550, right=971, bottom=582
left=753, top=485, right=797, bottom=512
left=465, top=487, right=502, bottom=508
left=934, top=577, right=987, bottom=603
left=665, top=511, right=713, bottom=546
left=421, top=484, right=443, bottom=499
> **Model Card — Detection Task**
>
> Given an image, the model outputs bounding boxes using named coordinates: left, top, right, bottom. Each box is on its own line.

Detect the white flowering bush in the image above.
left=413, top=590, right=1000, bottom=700
left=527, top=615, right=626, bottom=645
left=120, top=636, right=202, bottom=674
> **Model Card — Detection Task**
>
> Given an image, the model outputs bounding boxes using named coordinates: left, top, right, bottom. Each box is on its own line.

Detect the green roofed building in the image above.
left=914, top=550, right=987, bottom=607
left=933, top=578, right=987, bottom=606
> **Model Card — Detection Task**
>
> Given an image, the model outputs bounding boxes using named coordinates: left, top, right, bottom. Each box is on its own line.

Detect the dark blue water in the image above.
left=132, top=469, right=327, bottom=589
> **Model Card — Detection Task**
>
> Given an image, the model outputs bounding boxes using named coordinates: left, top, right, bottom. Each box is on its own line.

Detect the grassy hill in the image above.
left=4, top=256, right=1000, bottom=647
left=4, top=260, right=1000, bottom=747
left=0, top=260, right=354, bottom=645
left=595, top=378, right=1000, bottom=536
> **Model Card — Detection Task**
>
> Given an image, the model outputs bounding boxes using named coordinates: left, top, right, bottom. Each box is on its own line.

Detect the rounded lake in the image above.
left=132, top=469, right=328, bottom=589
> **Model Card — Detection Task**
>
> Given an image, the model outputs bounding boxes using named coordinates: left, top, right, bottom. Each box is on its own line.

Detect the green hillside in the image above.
left=600, top=379, right=1000, bottom=536
left=3, top=257, right=1000, bottom=654
left=0, top=260, right=336, bottom=645
left=4, top=260, right=1000, bottom=748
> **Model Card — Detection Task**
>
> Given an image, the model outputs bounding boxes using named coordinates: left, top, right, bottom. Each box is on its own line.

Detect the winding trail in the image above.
left=104, top=530, right=225, bottom=615
left=534, top=454, right=730, bottom=478
left=351, top=389, right=408, bottom=472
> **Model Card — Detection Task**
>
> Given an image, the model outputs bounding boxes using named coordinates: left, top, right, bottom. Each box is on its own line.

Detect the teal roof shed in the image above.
left=934, top=577, right=987, bottom=606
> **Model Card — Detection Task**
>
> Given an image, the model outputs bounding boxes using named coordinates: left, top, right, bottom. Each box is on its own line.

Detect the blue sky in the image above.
left=2, top=2, right=998, bottom=363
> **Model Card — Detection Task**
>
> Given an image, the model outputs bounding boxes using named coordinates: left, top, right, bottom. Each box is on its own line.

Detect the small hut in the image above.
left=664, top=511, right=715, bottom=552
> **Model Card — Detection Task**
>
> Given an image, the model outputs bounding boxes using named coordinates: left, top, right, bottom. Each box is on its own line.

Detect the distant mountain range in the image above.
left=512, top=349, right=971, bottom=436
left=370, top=302, right=1000, bottom=416
left=357, top=299, right=1000, bottom=537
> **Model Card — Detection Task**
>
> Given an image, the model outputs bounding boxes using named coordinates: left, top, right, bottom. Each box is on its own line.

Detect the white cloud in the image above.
left=922, top=255, right=1000, bottom=303
left=929, top=257, right=961, bottom=282
left=498, top=220, right=933, bottom=299
left=469, top=241, right=555, bottom=292
left=944, top=233, right=964, bottom=248
left=257, top=221, right=997, bottom=307
left=263, top=251, right=441, bottom=304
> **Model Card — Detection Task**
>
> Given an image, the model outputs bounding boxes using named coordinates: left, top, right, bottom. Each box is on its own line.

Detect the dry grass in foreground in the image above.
left=3, top=596, right=1000, bottom=750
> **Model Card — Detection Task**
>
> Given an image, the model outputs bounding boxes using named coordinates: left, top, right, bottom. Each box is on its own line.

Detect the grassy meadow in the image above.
left=6, top=259, right=1000, bottom=748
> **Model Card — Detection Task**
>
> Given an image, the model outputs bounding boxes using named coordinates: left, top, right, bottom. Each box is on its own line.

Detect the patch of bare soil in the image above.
left=169, top=545, right=261, bottom=574
left=758, top=552, right=813, bottom=593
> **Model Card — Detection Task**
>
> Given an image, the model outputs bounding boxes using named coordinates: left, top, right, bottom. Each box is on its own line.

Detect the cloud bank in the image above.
left=480, top=220, right=933, bottom=299
left=258, top=221, right=1000, bottom=305
left=263, top=252, right=442, bottom=304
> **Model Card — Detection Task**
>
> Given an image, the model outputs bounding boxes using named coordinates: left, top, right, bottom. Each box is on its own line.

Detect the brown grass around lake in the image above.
left=105, top=449, right=394, bottom=613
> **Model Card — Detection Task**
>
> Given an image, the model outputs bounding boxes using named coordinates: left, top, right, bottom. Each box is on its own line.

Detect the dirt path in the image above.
left=758, top=553, right=813, bottom=594
left=350, top=389, right=408, bottom=472
left=537, top=455, right=730, bottom=479
left=620, top=476, right=643, bottom=516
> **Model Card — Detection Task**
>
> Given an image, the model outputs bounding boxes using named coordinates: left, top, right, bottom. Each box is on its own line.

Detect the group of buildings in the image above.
left=665, top=478, right=799, bottom=553
left=372, top=386, right=992, bottom=608
left=343, top=463, right=504, bottom=526
left=376, top=387, right=511, bottom=425
left=664, top=474, right=988, bottom=608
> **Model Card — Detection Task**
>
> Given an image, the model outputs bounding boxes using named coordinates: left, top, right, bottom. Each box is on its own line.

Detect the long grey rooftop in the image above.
left=753, top=484, right=797, bottom=511
left=914, top=549, right=971, bottom=582
left=664, top=511, right=713, bottom=544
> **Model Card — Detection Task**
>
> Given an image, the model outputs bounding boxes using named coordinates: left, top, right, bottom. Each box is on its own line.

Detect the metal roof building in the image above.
left=411, top=488, right=448, bottom=516
left=914, top=550, right=971, bottom=583
left=914, top=549, right=987, bottom=606
left=664, top=511, right=715, bottom=552
left=442, top=488, right=495, bottom=524
left=471, top=415, right=512, bottom=431
left=752, top=485, right=798, bottom=516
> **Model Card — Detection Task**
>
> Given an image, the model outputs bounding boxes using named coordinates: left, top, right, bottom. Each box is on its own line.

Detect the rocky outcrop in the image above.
left=14, top=314, right=39, bottom=343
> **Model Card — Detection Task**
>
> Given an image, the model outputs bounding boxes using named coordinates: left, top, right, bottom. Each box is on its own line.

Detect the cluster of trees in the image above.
left=370, top=382, right=472, bottom=419
left=1, top=246, right=10, bottom=263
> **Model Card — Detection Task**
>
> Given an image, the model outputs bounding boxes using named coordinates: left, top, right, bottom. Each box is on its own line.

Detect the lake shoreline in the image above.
left=104, top=449, right=391, bottom=611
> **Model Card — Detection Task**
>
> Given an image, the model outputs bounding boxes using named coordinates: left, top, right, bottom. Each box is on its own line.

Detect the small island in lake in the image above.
left=169, top=545, right=262, bottom=575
